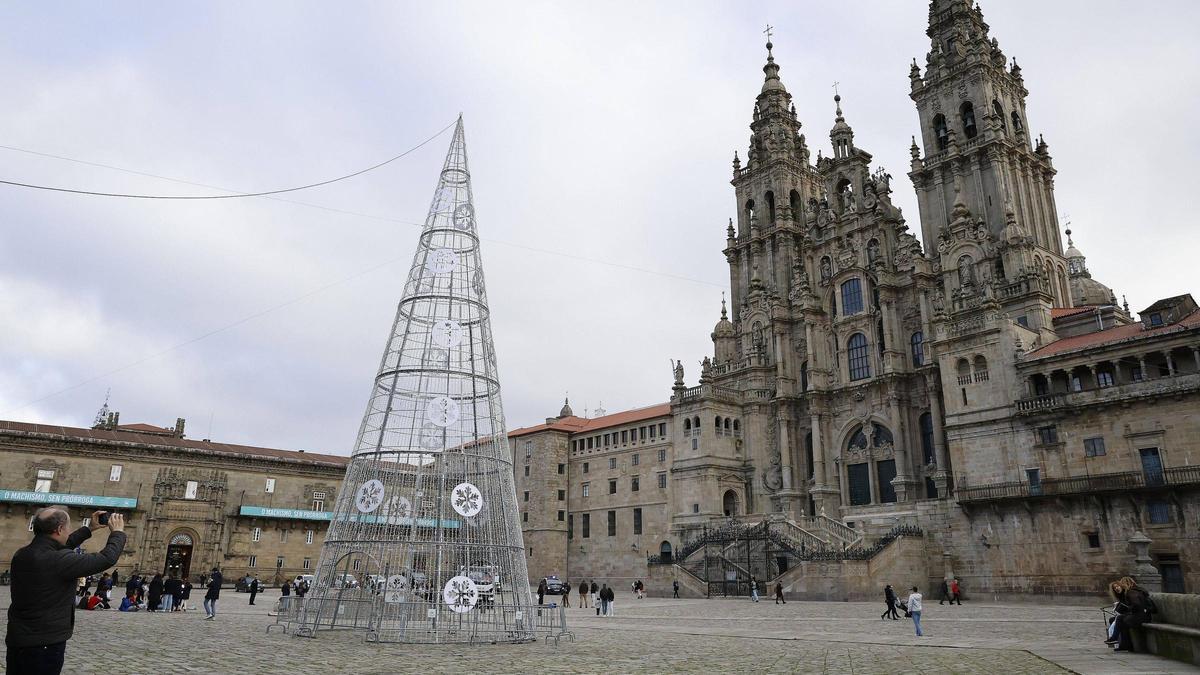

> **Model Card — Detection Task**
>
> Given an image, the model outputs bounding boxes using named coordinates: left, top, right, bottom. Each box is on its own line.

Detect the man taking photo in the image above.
left=5, top=506, right=126, bottom=674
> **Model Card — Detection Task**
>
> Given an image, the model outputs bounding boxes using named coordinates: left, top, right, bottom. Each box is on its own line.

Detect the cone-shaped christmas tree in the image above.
left=296, top=117, right=537, bottom=643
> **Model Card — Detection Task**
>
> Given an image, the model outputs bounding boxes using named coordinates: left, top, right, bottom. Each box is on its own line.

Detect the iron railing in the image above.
left=957, top=465, right=1200, bottom=503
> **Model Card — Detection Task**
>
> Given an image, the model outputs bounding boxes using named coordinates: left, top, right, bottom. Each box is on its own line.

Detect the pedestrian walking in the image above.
left=248, top=577, right=259, bottom=606
left=537, top=578, right=547, bottom=606
left=906, top=586, right=924, bottom=636
left=950, top=578, right=962, bottom=605
left=673, top=579, right=680, bottom=599
left=881, top=584, right=899, bottom=620
left=561, top=579, right=570, bottom=608
left=750, top=576, right=760, bottom=603
left=5, top=507, right=126, bottom=675
left=203, top=568, right=222, bottom=620
left=938, top=578, right=949, bottom=605
left=578, top=580, right=589, bottom=608
left=775, top=581, right=786, bottom=604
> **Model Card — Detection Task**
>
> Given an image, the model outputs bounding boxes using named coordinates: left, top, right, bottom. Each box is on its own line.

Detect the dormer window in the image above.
left=1150, top=313, right=1163, bottom=327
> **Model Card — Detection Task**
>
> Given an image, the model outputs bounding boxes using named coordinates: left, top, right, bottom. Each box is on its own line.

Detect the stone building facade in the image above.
left=0, top=418, right=347, bottom=585
left=517, top=0, right=1200, bottom=597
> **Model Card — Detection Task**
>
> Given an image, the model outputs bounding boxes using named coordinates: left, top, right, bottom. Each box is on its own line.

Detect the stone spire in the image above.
left=829, top=93, right=855, bottom=158
left=559, top=396, right=574, bottom=418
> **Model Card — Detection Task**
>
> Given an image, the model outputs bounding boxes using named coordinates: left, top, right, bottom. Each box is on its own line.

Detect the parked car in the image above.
left=543, top=575, right=565, bottom=595
left=461, top=565, right=501, bottom=596
left=330, top=573, right=359, bottom=589
left=235, top=575, right=256, bottom=592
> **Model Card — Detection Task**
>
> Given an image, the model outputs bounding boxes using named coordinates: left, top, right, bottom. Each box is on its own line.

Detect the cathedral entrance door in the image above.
left=164, top=532, right=194, bottom=579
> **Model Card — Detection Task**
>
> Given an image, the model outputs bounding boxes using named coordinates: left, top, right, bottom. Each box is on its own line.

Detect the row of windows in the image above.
left=570, top=508, right=644, bottom=538
left=580, top=473, right=667, bottom=497
left=247, top=555, right=313, bottom=570
left=931, top=100, right=1024, bottom=151
left=572, top=423, right=667, bottom=452
left=579, top=448, right=667, bottom=474
left=683, top=416, right=741, bottom=436
left=250, top=528, right=317, bottom=545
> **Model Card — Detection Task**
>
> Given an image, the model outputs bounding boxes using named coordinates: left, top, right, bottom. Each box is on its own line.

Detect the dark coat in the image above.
left=249, top=579, right=259, bottom=594
left=205, top=573, right=222, bottom=600
left=281, top=582, right=291, bottom=597
left=182, top=582, right=193, bottom=600
left=885, top=586, right=897, bottom=604
left=164, top=578, right=183, bottom=598
left=148, top=576, right=164, bottom=607
left=6, top=527, right=126, bottom=648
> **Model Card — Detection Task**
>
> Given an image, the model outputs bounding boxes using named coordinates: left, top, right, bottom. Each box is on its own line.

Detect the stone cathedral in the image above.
left=513, top=0, right=1200, bottom=598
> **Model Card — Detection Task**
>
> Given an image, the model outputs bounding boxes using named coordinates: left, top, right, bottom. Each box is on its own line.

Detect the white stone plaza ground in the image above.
left=2, top=588, right=1197, bottom=673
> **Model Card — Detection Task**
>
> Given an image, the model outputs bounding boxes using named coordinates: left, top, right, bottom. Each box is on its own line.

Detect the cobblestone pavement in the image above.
left=2, top=589, right=1197, bottom=674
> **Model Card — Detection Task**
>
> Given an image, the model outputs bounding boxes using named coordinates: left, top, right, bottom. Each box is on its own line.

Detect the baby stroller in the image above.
left=897, top=599, right=911, bottom=618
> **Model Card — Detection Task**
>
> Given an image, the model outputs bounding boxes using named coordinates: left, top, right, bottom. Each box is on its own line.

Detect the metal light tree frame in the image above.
left=295, top=116, right=537, bottom=643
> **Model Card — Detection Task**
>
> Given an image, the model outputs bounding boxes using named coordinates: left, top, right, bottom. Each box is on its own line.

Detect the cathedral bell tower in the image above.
left=908, top=0, right=1068, bottom=334
left=726, top=40, right=820, bottom=329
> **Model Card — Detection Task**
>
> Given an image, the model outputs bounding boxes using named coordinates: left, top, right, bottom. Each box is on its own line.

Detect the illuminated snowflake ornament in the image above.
left=442, top=575, right=479, bottom=613
left=451, top=482, right=483, bottom=517
left=355, top=480, right=385, bottom=514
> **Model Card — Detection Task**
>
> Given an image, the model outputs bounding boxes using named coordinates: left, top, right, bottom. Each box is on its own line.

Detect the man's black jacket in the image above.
left=6, top=527, right=126, bottom=648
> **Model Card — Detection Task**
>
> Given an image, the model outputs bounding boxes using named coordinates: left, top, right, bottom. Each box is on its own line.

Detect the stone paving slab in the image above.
left=1, top=590, right=1195, bottom=674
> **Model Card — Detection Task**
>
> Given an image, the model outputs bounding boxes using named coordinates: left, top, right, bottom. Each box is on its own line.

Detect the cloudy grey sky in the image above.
left=2, top=1, right=1197, bottom=454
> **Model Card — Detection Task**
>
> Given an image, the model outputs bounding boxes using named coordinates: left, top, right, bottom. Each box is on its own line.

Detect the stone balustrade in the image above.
left=958, top=464, right=1200, bottom=503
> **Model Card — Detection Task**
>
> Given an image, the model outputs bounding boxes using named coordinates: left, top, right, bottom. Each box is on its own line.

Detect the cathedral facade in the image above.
left=515, top=0, right=1200, bottom=598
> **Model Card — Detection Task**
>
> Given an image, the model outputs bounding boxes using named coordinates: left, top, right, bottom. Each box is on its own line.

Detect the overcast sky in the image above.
left=2, top=1, right=1197, bottom=454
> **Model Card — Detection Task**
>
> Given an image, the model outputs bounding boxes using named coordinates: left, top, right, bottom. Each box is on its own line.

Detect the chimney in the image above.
left=175, top=418, right=186, bottom=438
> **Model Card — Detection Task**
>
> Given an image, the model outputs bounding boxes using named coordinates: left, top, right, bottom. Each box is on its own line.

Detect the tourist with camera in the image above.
left=5, top=506, right=126, bottom=674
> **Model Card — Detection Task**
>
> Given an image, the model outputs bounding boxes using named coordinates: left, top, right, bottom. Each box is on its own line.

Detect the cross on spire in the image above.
left=833, top=81, right=840, bottom=97
left=764, top=23, right=774, bottom=42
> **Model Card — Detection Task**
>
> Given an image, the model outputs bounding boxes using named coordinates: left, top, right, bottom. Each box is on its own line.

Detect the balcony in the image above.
left=1015, top=373, right=1200, bottom=415
left=957, top=465, right=1200, bottom=503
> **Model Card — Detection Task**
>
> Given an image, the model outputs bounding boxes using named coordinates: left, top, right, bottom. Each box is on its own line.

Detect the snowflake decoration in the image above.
left=453, top=203, right=475, bottom=230
left=423, top=347, right=449, bottom=367
left=442, top=575, right=479, bottom=613
left=419, top=422, right=445, bottom=450
left=431, top=320, right=463, bottom=348
left=382, top=495, right=412, bottom=524
left=472, top=270, right=486, bottom=297
left=425, top=396, right=460, bottom=428
left=450, top=482, right=483, bottom=517
left=384, top=574, right=408, bottom=603
left=355, top=479, right=385, bottom=514
left=407, top=267, right=434, bottom=293
left=426, top=248, right=457, bottom=275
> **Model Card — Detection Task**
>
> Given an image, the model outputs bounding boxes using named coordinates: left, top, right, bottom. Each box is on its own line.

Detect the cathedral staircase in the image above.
left=654, top=517, right=918, bottom=598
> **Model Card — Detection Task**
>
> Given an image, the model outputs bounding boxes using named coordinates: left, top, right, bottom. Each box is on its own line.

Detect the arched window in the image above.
left=847, top=333, right=871, bottom=380
left=765, top=191, right=777, bottom=223
left=732, top=419, right=740, bottom=437
left=973, top=355, right=989, bottom=382
left=956, top=358, right=971, bottom=385
left=919, top=412, right=935, bottom=465
left=871, top=423, right=894, bottom=447
left=789, top=190, right=802, bottom=221
left=724, top=418, right=731, bottom=433
left=933, top=114, right=948, bottom=150
left=841, top=278, right=864, bottom=315
left=911, top=331, right=924, bottom=367
left=993, top=100, right=1007, bottom=133
left=714, top=416, right=722, bottom=436
left=743, top=199, right=755, bottom=234
left=994, top=258, right=1006, bottom=280
left=848, top=426, right=868, bottom=449
left=961, top=101, right=978, bottom=139
left=660, top=541, right=673, bottom=563
left=1011, top=111, right=1024, bottom=134
left=693, top=416, right=701, bottom=431
left=683, top=418, right=691, bottom=432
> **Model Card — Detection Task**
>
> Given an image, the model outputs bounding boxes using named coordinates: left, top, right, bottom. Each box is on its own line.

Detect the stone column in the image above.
left=1164, top=350, right=1176, bottom=377
left=927, top=374, right=950, bottom=497
left=888, top=393, right=915, bottom=503
left=1192, top=347, right=1200, bottom=373
left=1138, top=355, right=1148, bottom=381
left=810, top=412, right=839, bottom=514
